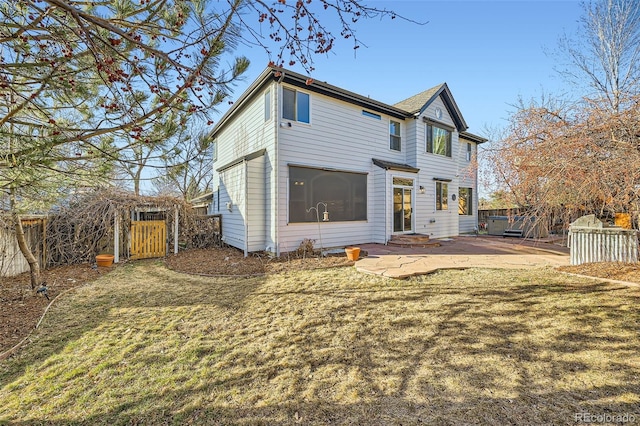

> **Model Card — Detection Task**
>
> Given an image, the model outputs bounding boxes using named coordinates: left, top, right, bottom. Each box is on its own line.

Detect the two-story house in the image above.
left=210, top=66, right=487, bottom=256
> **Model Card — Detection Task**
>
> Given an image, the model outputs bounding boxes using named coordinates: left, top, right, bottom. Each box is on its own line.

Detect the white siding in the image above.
left=218, top=163, right=246, bottom=250
left=414, top=97, right=460, bottom=239
left=247, top=155, right=266, bottom=251
left=213, top=83, right=277, bottom=253
left=457, top=138, right=479, bottom=234
left=276, top=84, right=407, bottom=252
left=213, top=73, right=481, bottom=252
left=372, top=167, right=387, bottom=244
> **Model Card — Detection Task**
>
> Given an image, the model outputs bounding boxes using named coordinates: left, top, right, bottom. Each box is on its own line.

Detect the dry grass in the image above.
left=1, top=262, right=639, bottom=425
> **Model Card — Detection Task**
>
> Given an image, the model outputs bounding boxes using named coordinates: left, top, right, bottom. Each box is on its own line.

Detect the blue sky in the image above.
left=222, top=0, right=584, bottom=136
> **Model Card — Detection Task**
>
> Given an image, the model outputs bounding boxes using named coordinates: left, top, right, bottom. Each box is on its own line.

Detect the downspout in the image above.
left=474, top=144, right=479, bottom=229
left=385, top=171, right=389, bottom=244
left=274, top=81, right=280, bottom=256
left=244, top=158, right=249, bottom=257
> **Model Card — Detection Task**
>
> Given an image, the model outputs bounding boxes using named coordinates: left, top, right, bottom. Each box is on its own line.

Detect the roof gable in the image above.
left=394, top=83, right=468, bottom=132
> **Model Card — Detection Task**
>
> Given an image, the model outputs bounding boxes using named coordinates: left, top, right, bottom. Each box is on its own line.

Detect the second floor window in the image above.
left=426, top=124, right=452, bottom=157
left=283, top=87, right=310, bottom=123
left=466, top=142, right=472, bottom=161
left=390, top=120, right=401, bottom=151
left=264, top=90, right=271, bottom=121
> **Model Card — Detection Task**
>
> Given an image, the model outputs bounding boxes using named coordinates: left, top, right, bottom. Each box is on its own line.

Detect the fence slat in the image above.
left=569, top=228, right=638, bottom=266
left=130, top=220, right=166, bottom=260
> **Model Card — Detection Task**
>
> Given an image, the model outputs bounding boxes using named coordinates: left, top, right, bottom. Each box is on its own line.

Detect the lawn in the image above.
left=1, top=261, right=639, bottom=425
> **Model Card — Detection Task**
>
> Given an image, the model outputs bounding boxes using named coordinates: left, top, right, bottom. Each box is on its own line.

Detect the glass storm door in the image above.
left=393, top=183, right=413, bottom=233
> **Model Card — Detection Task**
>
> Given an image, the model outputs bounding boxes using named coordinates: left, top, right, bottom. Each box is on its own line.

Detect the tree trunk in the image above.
left=12, top=212, right=41, bottom=289
left=134, top=168, right=141, bottom=196
left=9, top=190, right=41, bottom=289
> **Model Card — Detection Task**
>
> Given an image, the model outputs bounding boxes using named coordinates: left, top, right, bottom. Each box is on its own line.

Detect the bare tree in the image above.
left=486, top=0, right=640, bottom=235
left=487, top=92, right=640, bottom=232
left=557, top=0, right=640, bottom=111
left=152, top=128, right=213, bottom=200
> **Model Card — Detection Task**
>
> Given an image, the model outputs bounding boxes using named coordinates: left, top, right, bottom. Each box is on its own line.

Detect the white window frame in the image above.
left=459, top=187, right=473, bottom=215
left=282, top=87, right=310, bottom=124
left=426, top=123, right=452, bottom=157
left=390, top=120, right=401, bottom=151
left=264, top=89, right=271, bottom=121
left=436, top=181, right=448, bottom=211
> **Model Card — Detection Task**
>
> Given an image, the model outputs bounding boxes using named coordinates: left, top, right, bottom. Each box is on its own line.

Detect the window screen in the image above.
left=289, top=166, right=367, bottom=222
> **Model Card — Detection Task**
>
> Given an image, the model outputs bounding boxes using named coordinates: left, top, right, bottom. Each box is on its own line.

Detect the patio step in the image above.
left=388, top=234, right=441, bottom=248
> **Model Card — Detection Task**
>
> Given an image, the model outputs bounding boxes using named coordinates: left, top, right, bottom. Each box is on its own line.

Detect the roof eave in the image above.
left=211, top=67, right=412, bottom=138
left=209, top=67, right=275, bottom=138
left=279, top=68, right=409, bottom=120
left=460, top=131, right=489, bottom=144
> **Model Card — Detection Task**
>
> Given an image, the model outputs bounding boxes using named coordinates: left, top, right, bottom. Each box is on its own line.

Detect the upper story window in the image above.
left=283, top=87, right=310, bottom=123
left=264, top=90, right=271, bottom=121
left=466, top=142, right=472, bottom=161
left=390, top=120, right=401, bottom=151
left=426, top=123, right=452, bottom=157
left=362, top=110, right=381, bottom=120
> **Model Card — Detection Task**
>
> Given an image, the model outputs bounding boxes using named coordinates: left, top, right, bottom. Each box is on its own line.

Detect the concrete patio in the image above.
left=355, top=235, right=570, bottom=279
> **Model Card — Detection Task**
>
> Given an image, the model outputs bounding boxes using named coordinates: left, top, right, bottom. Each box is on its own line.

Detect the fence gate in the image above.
left=130, top=220, right=166, bottom=260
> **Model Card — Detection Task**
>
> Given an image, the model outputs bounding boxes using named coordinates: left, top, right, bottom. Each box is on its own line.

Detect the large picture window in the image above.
left=436, top=181, right=448, bottom=211
left=289, top=166, right=367, bottom=222
left=459, top=187, right=473, bottom=215
left=426, top=124, right=452, bottom=157
left=283, top=87, right=310, bottom=123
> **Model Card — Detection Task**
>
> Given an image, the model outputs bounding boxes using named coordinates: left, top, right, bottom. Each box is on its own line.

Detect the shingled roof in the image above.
left=393, top=84, right=443, bottom=114
left=211, top=67, right=474, bottom=138
left=394, top=82, right=468, bottom=132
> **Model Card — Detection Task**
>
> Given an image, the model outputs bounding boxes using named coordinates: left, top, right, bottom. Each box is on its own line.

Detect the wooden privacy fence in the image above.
left=0, top=217, right=47, bottom=278
left=568, top=215, right=638, bottom=265
left=130, top=220, right=167, bottom=260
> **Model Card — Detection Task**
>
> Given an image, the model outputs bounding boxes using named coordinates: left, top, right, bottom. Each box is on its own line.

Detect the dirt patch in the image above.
left=1, top=263, right=116, bottom=356
left=558, top=261, right=640, bottom=284
left=164, top=247, right=354, bottom=276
